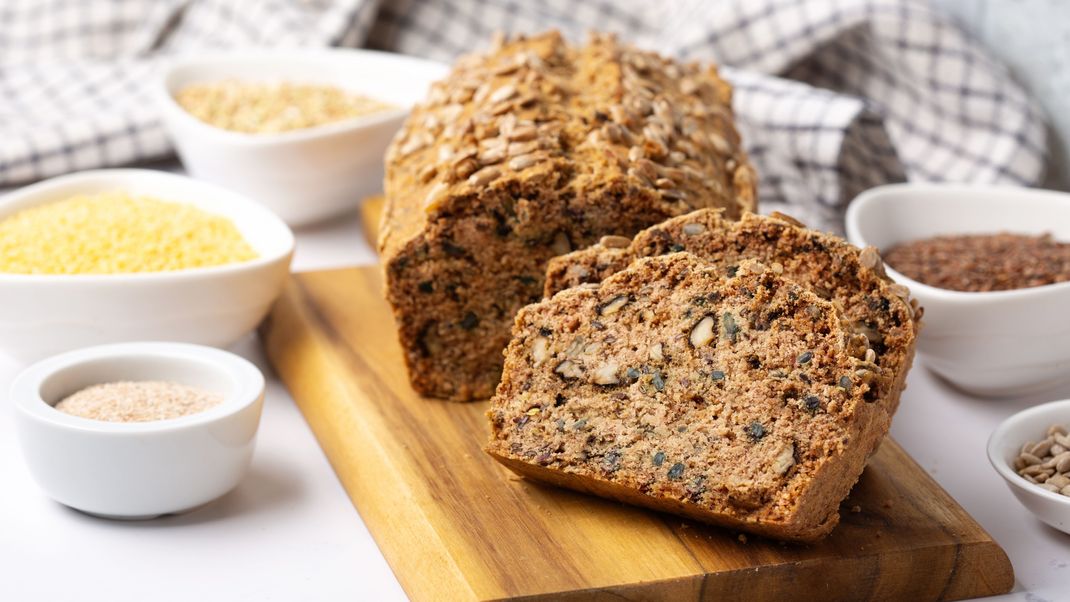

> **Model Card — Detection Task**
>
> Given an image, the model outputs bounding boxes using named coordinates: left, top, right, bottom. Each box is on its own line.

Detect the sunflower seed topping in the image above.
left=488, top=84, right=517, bottom=103
left=859, top=246, right=881, bottom=271
left=599, top=295, right=629, bottom=316
left=599, top=235, right=631, bottom=249
left=467, top=166, right=502, bottom=186
left=508, top=153, right=540, bottom=170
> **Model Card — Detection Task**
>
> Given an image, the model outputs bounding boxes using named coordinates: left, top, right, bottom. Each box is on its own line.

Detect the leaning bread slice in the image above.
left=487, top=253, right=890, bottom=542
left=544, top=210, right=919, bottom=414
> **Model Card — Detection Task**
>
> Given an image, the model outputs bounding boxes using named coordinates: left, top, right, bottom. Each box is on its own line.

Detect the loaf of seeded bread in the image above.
left=544, top=210, right=920, bottom=416
left=487, top=253, right=893, bottom=541
left=379, top=31, right=757, bottom=401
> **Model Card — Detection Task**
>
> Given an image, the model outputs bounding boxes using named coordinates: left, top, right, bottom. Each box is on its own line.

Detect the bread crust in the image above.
left=486, top=450, right=838, bottom=542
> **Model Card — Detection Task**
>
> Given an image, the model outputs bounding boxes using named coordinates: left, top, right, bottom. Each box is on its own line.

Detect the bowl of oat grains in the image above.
left=846, top=184, right=1070, bottom=397
left=12, top=342, right=265, bottom=519
left=156, top=48, right=448, bottom=226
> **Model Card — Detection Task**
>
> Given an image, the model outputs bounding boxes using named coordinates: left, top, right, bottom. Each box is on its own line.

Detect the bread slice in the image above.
left=486, top=253, right=892, bottom=542
left=544, top=210, right=919, bottom=415
left=379, top=31, right=756, bottom=401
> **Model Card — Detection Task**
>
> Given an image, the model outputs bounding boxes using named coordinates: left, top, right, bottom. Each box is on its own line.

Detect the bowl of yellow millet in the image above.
left=0, top=169, right=294, bottom=362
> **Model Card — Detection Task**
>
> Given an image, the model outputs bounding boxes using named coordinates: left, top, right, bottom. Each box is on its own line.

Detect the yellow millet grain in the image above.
left=0, top=191, right=259, bottom=275
left=175, top=81, right=394, bottom=134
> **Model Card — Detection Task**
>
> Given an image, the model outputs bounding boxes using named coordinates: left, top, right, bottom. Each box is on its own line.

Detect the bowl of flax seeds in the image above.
left=846, top=183, right=1070, bottom=397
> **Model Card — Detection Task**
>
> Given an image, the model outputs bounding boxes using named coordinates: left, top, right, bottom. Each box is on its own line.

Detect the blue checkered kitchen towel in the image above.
left=0, top=0, right=1047, bottom=232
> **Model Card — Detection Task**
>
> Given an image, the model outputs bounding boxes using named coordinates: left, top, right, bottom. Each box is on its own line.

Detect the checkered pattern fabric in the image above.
left=0, top=0, right=1047, bottom=231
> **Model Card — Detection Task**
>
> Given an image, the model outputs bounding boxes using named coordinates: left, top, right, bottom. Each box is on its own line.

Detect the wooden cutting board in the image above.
left=261, top=261, right=1014, bottom=601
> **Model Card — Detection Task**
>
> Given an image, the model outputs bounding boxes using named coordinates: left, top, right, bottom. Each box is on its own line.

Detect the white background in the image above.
left=1, top=201, right=1069, bottom=602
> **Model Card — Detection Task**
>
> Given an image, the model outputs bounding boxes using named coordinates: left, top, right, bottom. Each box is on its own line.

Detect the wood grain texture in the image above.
left=360, top=195, right=384, bottom=251
left=261, top=266, right=1014, bottom=602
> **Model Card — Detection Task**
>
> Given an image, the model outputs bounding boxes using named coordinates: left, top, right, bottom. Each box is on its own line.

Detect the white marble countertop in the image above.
left=1, top=202, right=1068, bottom=602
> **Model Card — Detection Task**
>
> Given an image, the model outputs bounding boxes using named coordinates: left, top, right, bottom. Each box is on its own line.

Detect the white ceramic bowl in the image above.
left=156, top=48, right=449, bottom=226
left=13, top=342, right=265, bottom=519
left=846, top=184, right=1070, bottom=397
left=0, top=169, right=294, bottom=362
left=987, top=399, right=1070, bottom=534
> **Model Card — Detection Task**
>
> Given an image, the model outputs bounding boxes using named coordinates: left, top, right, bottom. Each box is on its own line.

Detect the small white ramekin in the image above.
left=0, top=168, right=294, bottom=363
left=13, top=342, right=265, bottom=519
left=846, top=183, right=1070, bottom=397
left=155, top=48, right=449, bottom=226
left=988, top=399, right=1070, bottom=535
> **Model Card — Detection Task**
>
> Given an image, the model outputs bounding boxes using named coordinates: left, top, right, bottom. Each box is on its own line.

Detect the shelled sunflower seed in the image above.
left=1014, top=424, right=1070, bottom=496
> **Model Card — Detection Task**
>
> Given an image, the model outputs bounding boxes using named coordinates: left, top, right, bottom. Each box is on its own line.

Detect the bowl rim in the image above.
left=845, top=183, right=1070, bottom=303
left=154, top=47, right=449, bottom=147
left=986, top=398, right=1070, bottom=507
left=0, top=168, right=295, bottom=283
left=11, top=342, right=266, bottom=434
